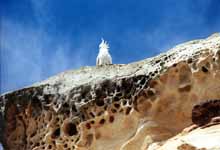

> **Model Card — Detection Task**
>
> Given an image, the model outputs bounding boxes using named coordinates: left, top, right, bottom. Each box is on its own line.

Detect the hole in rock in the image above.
left=51, top=128, right=60, bottom=139
left=126, top=107, right=132, bottom=115
left=113, top=96, right=120, bottom=102
left=122, top=100, right=127, bottom=105
left=36, top=143, right=40, bottom=146
left=201, top=66, right=208, bottom=73
left=116, top=92, right=123, bottom=97
left=95, top=99, right=105, bottom=106
left=89, top=112, right=95, bottom=118
left=43, top=94, right=52, bottom=104
left=63, top=103, right=69, bottom=108
left=147, top=89, right=155, bottom=97
left=99, top=119, right=105, bottom=124
left=109, top=116, right=114, bottom=123
left=111, top=109, right=117, bottom=113
left=187, top=58, right=193, bottom=64
left=140, top=78, right=146, bottom=85
left=64, top=144, right=68, bottom=148
left=114, top=103, right=120, bottom=109
left=63, top=122, right=78, bottom=136
left=86, top=123, right=91, bottom=129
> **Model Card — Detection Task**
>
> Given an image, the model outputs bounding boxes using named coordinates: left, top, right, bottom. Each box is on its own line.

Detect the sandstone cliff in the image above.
left=0, top=33, right=220, bottom=150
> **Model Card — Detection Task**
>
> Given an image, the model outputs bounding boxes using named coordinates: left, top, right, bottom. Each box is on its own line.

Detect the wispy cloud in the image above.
left=0, top=18, right=87, bottom=93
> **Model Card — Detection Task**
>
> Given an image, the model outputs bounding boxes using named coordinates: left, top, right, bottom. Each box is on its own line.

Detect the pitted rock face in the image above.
left=192, top=99, right=220, bottom=126
left=0, top=33, right=220, bottom=150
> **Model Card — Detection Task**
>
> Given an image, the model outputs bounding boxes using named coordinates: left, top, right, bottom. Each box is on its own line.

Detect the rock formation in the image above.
left=0, top=33, right=220, bottom=150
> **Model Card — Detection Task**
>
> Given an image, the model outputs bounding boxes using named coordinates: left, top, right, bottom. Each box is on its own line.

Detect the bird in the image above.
left=96, top=38, right=112, bottom=66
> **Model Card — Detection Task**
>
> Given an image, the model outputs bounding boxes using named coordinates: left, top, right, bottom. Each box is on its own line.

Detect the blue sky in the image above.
left=0, top=0, right=220, bottom=94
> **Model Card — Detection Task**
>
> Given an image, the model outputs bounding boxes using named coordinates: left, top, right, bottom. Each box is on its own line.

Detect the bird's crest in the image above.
left=99, top=38, right=109, bottom=50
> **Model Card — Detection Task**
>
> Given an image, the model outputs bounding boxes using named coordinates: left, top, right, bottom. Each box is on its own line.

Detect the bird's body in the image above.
left=96, top=49, right=112, bottom=65
left=96, top=39, right=112, bottom=66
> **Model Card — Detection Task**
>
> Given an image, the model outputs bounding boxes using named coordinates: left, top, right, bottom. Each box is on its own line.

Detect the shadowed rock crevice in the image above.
left=192, top=99, right=220, bottom=126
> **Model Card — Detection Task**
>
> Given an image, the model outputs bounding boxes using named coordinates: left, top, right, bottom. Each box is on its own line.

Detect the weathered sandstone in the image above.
left=0, top=33, right=220, bottom=150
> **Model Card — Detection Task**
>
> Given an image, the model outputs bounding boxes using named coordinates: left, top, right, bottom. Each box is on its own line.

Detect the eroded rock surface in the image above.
left=0, top=33, right=220, bottom=150
left=192, top=99, right=220, bottom=126
left=148, top=123, right=220, bottom=150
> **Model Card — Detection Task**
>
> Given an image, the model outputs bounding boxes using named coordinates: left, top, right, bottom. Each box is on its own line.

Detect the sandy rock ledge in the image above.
left=0, top=33, right=220, bottom=150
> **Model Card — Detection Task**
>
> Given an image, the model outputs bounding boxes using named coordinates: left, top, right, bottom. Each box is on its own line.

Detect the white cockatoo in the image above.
left=96, top=38, right=112, bottom=66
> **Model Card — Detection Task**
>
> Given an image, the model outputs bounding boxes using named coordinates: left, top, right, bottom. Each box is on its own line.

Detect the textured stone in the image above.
left=149, top=122, right=220, bottom=150
left=0, top=33, right=220, bottom=150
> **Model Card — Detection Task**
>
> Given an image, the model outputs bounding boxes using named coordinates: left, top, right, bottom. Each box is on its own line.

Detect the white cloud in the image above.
left=0, top=18, right=85, bottom=93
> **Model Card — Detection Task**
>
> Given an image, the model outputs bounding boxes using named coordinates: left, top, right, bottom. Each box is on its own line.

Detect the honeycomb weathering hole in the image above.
left=95, top=99, right=105, bottom=106
left=109, top=116, right=114, bottom=123
left=51, top=128, right=60, bottom=139
left=192, top=99, right=220, bottom=126
left=63, top=122, right=78, bottom=136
